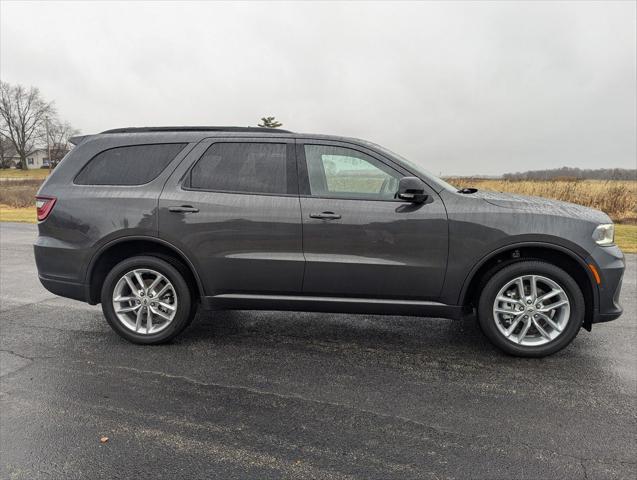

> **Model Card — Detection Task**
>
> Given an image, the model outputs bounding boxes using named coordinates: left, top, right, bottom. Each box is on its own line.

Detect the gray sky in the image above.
left=1, top=1, right=635, bottom=175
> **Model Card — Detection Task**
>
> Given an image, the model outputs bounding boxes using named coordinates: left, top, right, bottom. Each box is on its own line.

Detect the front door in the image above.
left=297, top=141, right=448, bottom=300
left=159, top=138, right=304, bottom=296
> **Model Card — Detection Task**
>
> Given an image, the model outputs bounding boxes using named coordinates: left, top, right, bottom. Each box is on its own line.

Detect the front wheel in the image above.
left=101, top=256, right=194, bottom=344
left=477, top=260, right=585, bottom=357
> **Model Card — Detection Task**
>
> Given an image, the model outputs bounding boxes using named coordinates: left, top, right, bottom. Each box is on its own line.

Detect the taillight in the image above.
left=35, top=196, right=57, bottom=221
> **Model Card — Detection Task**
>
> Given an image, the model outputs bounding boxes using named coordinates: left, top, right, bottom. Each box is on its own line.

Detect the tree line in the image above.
left=503, top=167, right=636, bottom=181
left=0, top=82, right=79, bottom=169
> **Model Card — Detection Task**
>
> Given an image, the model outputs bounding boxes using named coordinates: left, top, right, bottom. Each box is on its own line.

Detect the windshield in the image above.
left=368, top=142, right=459, bottom=192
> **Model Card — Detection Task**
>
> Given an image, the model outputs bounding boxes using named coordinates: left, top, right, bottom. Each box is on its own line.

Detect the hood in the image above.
left=472, top=190, right=611, bottom=223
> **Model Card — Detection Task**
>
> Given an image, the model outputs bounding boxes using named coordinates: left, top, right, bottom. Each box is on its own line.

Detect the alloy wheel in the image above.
left=111, top=268, right=178, bottom=335
left=492, top=274, right=570, bottom=346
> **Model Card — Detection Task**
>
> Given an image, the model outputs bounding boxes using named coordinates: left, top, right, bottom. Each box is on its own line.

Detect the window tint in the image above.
left=75, top=143, right=186, bottom=185
left=304, top=145, right=400, bottom=200
left=189, top=143, right=287, bottom=194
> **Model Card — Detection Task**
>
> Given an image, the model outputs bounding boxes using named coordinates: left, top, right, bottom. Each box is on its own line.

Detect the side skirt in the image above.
left=201, top=294, right=470, bottom=320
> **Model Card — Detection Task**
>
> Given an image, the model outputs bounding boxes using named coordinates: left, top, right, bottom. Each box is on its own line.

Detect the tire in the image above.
left=101, top=256, right=194, bottom=344
left=477, top=260, right=585, bottom=357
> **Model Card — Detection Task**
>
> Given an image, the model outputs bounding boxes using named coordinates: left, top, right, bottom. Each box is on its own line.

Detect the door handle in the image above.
left=309, top=211, right=341, bottom=220
left=168, top=205, right=199, bottom=213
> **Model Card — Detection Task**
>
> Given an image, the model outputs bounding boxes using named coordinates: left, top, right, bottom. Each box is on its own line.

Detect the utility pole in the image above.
left=45, top=115, right=52, bottom=171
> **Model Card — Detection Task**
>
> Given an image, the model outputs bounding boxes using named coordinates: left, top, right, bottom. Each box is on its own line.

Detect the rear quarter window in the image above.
left=74, top=143, right=187, bottom=185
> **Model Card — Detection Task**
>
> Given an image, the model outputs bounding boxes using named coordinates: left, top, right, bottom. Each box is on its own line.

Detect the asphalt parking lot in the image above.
left=0, top=222, right=635, bottom=479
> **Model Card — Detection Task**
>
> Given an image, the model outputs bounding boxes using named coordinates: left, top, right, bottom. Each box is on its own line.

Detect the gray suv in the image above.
left=34, top=127, right=624, bottom=357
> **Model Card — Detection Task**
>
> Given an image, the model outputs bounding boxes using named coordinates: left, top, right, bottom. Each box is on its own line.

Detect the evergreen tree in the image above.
left=258, top=116, right=283, bottom=128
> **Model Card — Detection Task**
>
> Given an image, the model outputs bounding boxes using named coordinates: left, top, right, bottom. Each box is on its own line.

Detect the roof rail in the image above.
left=100, top=126, right=293, bottom=134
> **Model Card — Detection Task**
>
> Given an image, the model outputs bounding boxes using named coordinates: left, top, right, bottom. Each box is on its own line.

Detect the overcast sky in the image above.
left=1, top=1, right=635, bottom=175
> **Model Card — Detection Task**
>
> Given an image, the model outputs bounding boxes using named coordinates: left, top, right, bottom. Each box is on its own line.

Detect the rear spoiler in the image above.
left=69, top=135, right=93, bottom=146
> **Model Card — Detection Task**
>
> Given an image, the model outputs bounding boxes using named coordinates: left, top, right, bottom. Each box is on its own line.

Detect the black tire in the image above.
left=101, top=256, right=194, bottom=344
left=477, top=260, right=585, bottom=357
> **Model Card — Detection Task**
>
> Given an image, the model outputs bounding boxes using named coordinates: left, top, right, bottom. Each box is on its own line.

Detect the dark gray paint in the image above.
left=299, top=196, right=448, bottom=299
left=34, top=129, right=624, bottom=325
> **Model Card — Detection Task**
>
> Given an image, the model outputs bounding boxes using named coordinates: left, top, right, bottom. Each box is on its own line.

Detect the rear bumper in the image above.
left=34, top=236, right=92, bottom=303
left=38, top=275, right=89, bottom=303
left=590, top=245, right=624, bottom=324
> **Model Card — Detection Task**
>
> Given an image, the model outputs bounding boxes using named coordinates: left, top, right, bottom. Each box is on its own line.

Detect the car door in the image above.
left=158, top=137, right=304, bottom=296
left=297, top=140, right=448, bottom=300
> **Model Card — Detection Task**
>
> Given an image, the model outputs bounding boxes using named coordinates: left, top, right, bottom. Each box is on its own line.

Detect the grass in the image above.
left=0, top=168, right=50, bottom=179
left=0, top=204, right=36, bottom=223
left=615, top=224, right=637, bottom=254
left=0, top=180, right=41, bottom=207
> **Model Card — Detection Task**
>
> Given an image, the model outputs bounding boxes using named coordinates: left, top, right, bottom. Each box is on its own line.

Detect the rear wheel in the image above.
left=101, top=256, right=194, bottom=344
left=477, top=260, right=585, bottom=357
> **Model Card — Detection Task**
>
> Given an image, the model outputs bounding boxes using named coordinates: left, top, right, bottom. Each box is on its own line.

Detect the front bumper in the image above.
left=589, top=244, right=624, bottom=324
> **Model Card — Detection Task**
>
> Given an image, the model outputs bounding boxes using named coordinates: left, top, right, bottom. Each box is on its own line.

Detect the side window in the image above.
left=304, top=145, right=400, bottom=200
left=75, top=143, right=186, bottom=185
left=189, top=143, right=288, bottom=195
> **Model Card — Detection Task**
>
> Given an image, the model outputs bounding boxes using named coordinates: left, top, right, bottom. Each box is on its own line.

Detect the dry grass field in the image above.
left=0, top=179, right=41, bottom=208
left=447, top=178, right=637, bottom=224
left=0, top=168, right=51, bottom=179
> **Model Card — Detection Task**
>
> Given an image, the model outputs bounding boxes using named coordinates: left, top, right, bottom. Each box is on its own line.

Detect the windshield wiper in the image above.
left=457, top=187, right=478, bottom=194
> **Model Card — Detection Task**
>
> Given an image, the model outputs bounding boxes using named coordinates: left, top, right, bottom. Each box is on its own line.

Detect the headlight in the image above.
left=592, top=224, right=614, bottom=246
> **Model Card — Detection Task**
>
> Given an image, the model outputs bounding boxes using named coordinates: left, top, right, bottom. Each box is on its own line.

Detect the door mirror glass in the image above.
left=396, top=177, right=428, bottom=203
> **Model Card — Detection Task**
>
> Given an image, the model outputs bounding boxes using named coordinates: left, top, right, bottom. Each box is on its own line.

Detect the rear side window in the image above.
left=188, top=142, right=287, bottom=194
left=75, top=143, right=187, bottom=185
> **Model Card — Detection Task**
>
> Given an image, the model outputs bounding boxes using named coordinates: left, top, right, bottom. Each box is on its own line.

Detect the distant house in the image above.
left=9, top=149, right=50, bottom=169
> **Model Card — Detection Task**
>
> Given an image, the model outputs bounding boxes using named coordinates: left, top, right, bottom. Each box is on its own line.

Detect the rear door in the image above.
left=158, top=137, right=304, bottom=296
left=297, top=140, right=448, bottom=300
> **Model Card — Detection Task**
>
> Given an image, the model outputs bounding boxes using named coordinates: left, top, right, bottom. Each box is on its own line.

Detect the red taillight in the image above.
left=35, top=196, right=57, bottom=221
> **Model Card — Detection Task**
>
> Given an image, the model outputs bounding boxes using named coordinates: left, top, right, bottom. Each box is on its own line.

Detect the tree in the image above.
left=0, top=136, right=16, bottom=168
left=0, top=82, right=55, bottom=169
left=46, top=119, right=79, bottom=167
left=258, top=116, right=283, bottom=128
left=503, top=167, right=637, bottom=181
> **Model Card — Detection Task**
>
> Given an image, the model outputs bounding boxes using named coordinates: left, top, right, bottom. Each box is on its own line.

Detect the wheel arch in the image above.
left=460, top=242, right=599, bottom=330
left=85, top=236, right=204, bottom=305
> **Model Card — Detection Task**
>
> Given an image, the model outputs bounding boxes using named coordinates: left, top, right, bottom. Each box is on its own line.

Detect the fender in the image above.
left=84, top=235, right=206, bottom=298
left=457, top=239, right=600, bottom=310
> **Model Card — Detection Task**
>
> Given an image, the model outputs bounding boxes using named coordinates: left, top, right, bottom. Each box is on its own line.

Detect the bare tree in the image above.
left=0, top=135, right=16, bottom=168
left=46, top=119, right=79, bottom=167
left=0, top=82, right=55, bottom=169
left=258, top=116, right=283, bottom=128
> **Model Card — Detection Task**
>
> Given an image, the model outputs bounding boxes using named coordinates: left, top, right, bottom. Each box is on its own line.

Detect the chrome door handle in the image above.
left=168, top=205, right=199, bottom=213
left=309, top=212, right=341, bottom=220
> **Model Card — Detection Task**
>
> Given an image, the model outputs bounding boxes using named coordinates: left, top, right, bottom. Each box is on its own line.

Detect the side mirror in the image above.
left=396, top=176, right=428, bottom=203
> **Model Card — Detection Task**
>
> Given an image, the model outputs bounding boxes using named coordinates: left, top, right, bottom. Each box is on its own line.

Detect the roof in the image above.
left=100, top=126, right=293, bottom=134
left=69, top=126, right=372, bottom=152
